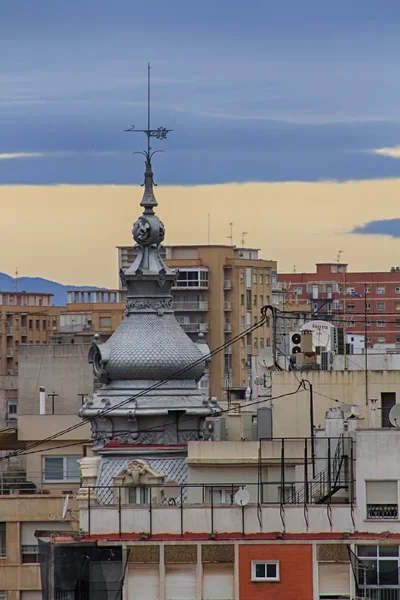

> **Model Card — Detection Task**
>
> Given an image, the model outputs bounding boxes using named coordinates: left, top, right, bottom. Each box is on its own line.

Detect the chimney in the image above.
left=39, top=387, right=46, bottom=415
left=325, top=407, right=345, bottom=437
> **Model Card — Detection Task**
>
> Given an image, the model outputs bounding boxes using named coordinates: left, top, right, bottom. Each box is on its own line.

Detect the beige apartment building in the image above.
left=0, top=292, right=60, bottom=377
left=0, top=344, right=93, bottom=600
left=118, top=245, right=277, bottom=398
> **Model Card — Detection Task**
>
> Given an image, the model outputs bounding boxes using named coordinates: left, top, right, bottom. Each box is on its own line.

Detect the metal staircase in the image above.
left=289, top=435, right=349, bottom=505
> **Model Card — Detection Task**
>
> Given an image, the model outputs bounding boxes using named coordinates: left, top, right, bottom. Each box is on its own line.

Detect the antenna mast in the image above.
left=241, top=231, right=248, bottom=248
left=227, top=222, right=234, bottom=245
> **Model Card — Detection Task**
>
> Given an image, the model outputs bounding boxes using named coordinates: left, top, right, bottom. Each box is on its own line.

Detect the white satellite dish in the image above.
left=258, top=347, right=274, bottom=369
left=163, top=481, right=181, bottom=500
left=61, top=494, right=70, bottom=519
left=234, top=489, right=250, bottom=507
left=389, top=404, right=400, bottom=428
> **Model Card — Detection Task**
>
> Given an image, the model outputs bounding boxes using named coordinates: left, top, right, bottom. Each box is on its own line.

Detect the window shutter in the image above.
left=318, top=563, right=350, bottom=596
left=366, top=481, right=398, bottom=504
left=44, top=457, right=63, bottom=480
left=127, top=564, right=159, bottom=600
left=203, top=564, right=234, bottom=600
left=165, top=564, right=196, bottom=600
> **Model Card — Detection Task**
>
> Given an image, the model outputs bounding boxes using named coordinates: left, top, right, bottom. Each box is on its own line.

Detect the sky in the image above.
left=1, top=0, right=400, bottom=286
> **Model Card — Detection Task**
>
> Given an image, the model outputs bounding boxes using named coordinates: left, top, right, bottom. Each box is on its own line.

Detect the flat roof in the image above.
left=117, top=244, right=261, bottom=251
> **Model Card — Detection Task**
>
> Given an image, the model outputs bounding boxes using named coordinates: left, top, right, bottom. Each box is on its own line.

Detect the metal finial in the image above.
left=124, top=63, right=173, bottom=165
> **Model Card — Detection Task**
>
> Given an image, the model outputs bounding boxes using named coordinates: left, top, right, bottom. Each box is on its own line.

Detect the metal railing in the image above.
left=180, top=323, right=209, bottom=333
left=224, top=280, right=232, bottom=290
left=367, top=504, right=398, bottom=519
left=0, top=470, right=80, bottom=495
left=357, top=590, right=400, bottom=600
left=173, top=301, right=209, bottom=311
left=224, top=323, right=232, bottom=333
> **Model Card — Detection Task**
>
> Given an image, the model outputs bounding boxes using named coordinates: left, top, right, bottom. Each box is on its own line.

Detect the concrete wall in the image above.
left=18, top=344, right=93, bottom=416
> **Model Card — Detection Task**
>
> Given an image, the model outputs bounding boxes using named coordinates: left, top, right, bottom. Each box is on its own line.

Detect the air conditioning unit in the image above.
left=290, top=332, right=302, bottom=354
left=203, top=417, right=227, bottom=441
left=321, top=351, right=335, bottom=371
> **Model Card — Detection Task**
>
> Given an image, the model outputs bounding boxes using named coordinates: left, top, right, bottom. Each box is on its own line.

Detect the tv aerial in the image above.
left=389, top=404, right=400, bottom=428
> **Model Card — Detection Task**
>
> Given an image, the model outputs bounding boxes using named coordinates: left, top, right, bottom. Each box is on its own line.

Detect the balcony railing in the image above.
left=173, top=301, right=208, bottom=311
left=224, top=323, right=232, bottom=333
left=224, top=280, right=232, bottom=290
left=6, top=348, right=13, bottom=357
left=180, top=323, right=209, bottom=333
left=6, top=325, right=13, bottom=335
left=367, top=503, right=398, bottom=519
left=224, top=301, right=232, bottom=311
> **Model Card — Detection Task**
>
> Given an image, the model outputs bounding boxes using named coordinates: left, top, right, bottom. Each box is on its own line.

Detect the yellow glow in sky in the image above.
left=2, top=179, right=400, bottom=287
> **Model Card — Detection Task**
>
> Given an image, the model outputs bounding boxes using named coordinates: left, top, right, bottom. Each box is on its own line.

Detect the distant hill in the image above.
left=0, top=273, right=103, bottom=306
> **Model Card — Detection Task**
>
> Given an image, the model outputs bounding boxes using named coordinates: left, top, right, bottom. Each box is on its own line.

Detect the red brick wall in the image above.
left=239, top=544, right=313, bottom=600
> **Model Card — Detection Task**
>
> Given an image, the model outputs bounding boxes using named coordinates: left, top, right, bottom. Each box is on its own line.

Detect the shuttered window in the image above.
left=128, top=565, right=159, bottom=600
left=318, top=563, right=350, bottom=598
left=203, top=564, right=234, bottom=600
left=366, top=481, right=398, bottom=504
left=165, top=564, right=196, bottom=600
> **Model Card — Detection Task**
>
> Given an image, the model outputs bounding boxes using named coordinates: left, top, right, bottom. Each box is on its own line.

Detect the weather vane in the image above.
left=125, top=63, right=172, bottom=163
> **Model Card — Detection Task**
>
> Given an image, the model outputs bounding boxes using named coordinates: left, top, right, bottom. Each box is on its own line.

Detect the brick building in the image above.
left=278, top=262, right=400, bottom=347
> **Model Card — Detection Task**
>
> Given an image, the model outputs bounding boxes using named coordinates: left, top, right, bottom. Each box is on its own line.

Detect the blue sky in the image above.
left=1, top=0, right=400, bottom=186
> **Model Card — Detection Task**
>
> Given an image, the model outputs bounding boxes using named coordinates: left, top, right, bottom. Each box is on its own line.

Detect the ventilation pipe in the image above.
left=39, top=387, right=46, bottom=415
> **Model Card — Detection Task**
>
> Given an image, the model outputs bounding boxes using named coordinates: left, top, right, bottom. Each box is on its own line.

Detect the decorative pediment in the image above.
left=113, top=459, right=163, bottom=487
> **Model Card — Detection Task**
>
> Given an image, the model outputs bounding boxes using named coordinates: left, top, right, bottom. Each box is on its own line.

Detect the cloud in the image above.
left=352, top=218, right=400, bottom=238
left=0, top=152, right=45, bottom=160
left=372, top=146, right=400, bottom=159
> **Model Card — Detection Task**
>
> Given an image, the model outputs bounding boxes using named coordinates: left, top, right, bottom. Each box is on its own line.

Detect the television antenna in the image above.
left=163, top=480, right=181, bottom=505
left=258, top=347, right=274, bottom=369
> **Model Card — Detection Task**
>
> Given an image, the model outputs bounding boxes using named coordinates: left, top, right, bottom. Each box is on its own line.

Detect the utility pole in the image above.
left=241, top=231, right=248, bottom=248
left=227, top=222, right=234, bottom=246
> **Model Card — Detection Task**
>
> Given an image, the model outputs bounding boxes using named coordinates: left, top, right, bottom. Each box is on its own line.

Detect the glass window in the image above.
left=240, top=272, right=244, bottom=284
left=99, top=316, right=112, bottom=328
left=396, top=287, right=400, bottom=294
left=240, top=294, right=245, bottom=305
left=259, top=274, right=263, bottom=284
left=377, top=286, right=385, bottom=294
left=365, top=286, right=370, bottom=293
left=253, top=295, right=257, bottom=306
left=0, top=523, right=5, bottom=558
left=259, top=295, right=263, bottom=306
left=253, top=273, right=257, bottom=284
left=265, top=273, right=270, bottom=285
left=377, top=320, right=386, bottom=327
left=252, top=561, right=279, bottom=581
left=377, top=302, right=385, bottom=310
left=44, top=456, right=81, bottom=482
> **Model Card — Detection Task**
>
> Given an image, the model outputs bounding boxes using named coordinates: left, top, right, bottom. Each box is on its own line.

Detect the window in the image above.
left=265, top=273, right=270, bottom=285
left=396, top=320, right=400, bottom=327
left=366, top=336, right=371, bottom=343
left=175, top=269, right=209, bottom=288
left=240, top=272, right=244, bottom=284
left=260, top=338, right=264, bottom=349
left=7, top=401, right=17, bottom=419
left=43, top=456, right=81, bottom=482
left=240, top=294, right=245, bottom=306
left=366, top=302, right=371, bottom=310
left=278, top=485, right=295, bottom=503
left=377, top=320, right=386, bottom=327
left=253, top=273, right=257, bottom=284
left=259, top=295, right=263, bottom=306
left=365, top=286, right=370, bottom=293
left=357, top=545, right=399, bottom=588
left=0, top=523, right=5, bottom=557
left=35, top=320, right=40, bottom=330
left=381, top=392, right=396, bottom=428
left=377, top=286, right=385, bottom=294
left=42, top=320, right=47, bottom=330
left=366, top=481, right=398, bottom=519
left=377, top=336, right=386, bottom=344
left=209, top=487, right=239, bottom=505
left=366, top=320, right=371, bottom=327
left=259, top=274, right=263, bottom=285
left=99, top=316, right=112, bottom=328
left=29, top=320, right=32, bottom=330
left=396, top=336, right=400, bottom=344
left=128, top=486, right=150, bottom=504
left=396, top=287, right=400, bottom=294
left=251, top=561, right=280, bottom=582
left=240, top=316, right=245, bottom=326
left=246, top=290, right=251, bottom=306
left=52, top=320, right=57, bottom=328
left=346, top=320, right=355, bottom=327
left=253, top=337, right=258, bottom=349
left=224, top=354, right=232, bottom=371
left=294, top=287, right=302, bottom=295
left=377, top=302, right=386, bottom=310
left=347, top=304, right=355, bottom=310
left=21, top=545, right=39, bottom=564
left=266, top=338, right=271, bottom=347
left=253, top=295, right=257, bottom=306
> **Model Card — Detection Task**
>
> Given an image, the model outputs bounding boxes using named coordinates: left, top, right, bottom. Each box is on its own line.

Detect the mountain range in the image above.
left=0, top=272, right=102, bottom=306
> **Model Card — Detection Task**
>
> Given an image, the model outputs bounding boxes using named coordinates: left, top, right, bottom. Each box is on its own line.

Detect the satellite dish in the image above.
left=61, top=494, right=70, bottom=519
left=235, top=489, right=250, bottom=507
left=258, top=347, right=274, bottom=369
left=389, top=404, right=400, bottom=428
left=163, top=481, right=180, bottom=500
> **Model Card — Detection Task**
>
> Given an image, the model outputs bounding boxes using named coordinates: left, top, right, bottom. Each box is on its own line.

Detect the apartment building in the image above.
left=46, top=409, right=400, bottom=600
left=0, top=293, right=59, bottom=376
left=279, top=262, right=400, bottom=347
left=118, top=244, right=277, bottom=399
left=0, top=344, right=93, bottom=600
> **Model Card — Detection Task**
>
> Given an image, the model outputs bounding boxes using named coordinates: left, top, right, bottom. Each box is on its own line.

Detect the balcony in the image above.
left=224, top=280, right=232, bottom=290
left=180, top=323, right=209, bottom=334
left=6, top=348, right=13, bottom=357
left=224, top=322, right=232, bottom=333
left=6, top=325, right=13, bottom=335
left=224, top=301, right=232, bottom=311
left=173, top=301, right=208, bottom=311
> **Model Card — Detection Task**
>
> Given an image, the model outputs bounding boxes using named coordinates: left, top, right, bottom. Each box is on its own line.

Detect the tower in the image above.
left=79, top=66, right=218, bottom=490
